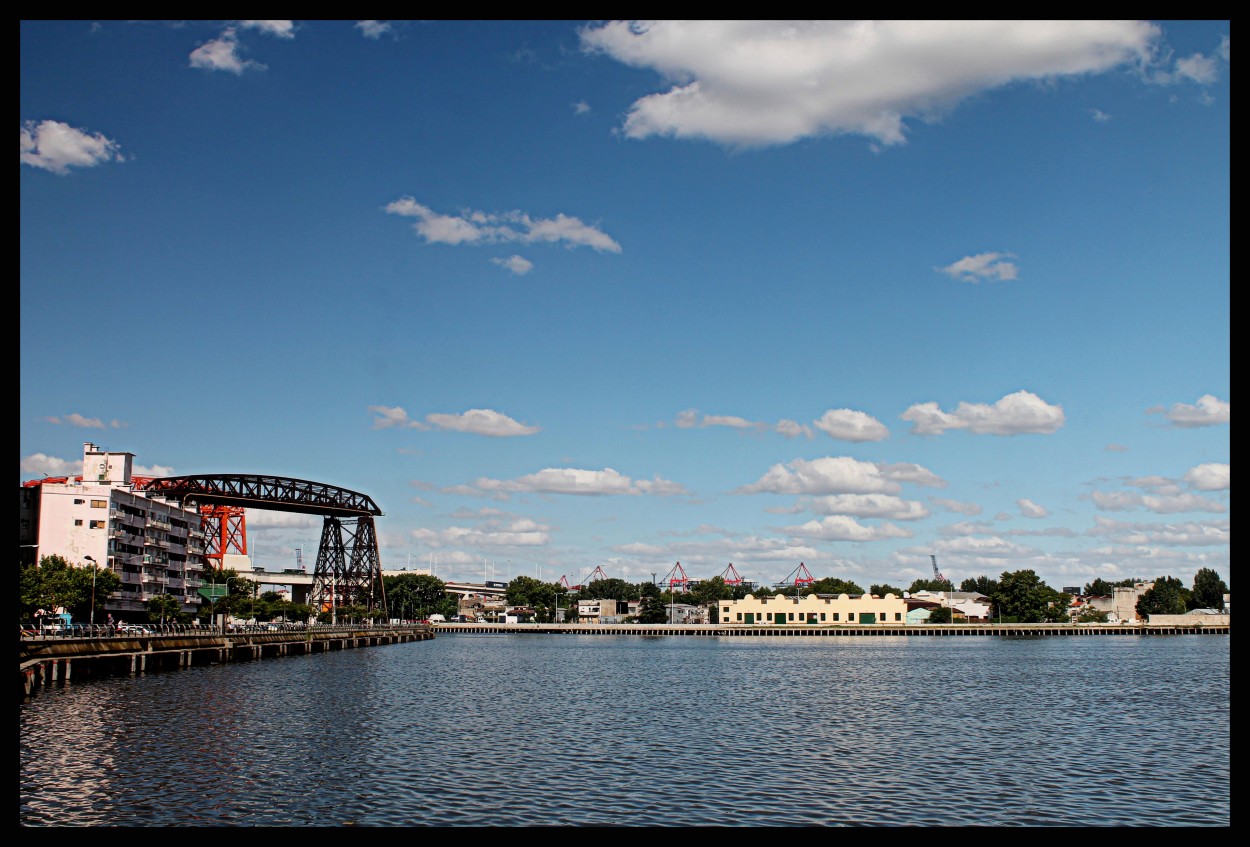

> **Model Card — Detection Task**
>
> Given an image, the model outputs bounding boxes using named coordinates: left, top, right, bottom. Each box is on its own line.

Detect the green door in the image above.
left=774, top=612, right=787, bottom=624
left=745, top=613, right=755, bottom=624
left=861, top=613, right=876, bottom=624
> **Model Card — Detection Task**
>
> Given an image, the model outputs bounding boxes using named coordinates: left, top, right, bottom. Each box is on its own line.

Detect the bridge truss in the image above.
left=140, top=474, right=388, bottom=618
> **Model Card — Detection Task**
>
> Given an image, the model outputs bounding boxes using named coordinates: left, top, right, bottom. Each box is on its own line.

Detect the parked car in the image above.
left=118, top=624, right=154, bottom=635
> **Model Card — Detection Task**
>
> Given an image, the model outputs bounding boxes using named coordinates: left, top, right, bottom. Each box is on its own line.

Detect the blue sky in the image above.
left=20, top=20, right=1229, bottom=592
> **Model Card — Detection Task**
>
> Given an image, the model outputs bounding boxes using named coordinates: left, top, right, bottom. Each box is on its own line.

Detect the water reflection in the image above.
left=21, top=634, right=1228, bottom=826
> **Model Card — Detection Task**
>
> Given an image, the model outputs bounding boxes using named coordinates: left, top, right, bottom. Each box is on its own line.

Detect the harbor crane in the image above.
left=931, top=555, right=948, bottom=585
left=719, top=563, right=745, bottom=586
left=662, top=561, right=691, bottom=594
left=775, top=562, right=815, bottom=599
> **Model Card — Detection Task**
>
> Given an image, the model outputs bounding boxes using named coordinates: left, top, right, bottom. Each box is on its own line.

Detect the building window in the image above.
left=895, top=613, right=902, bottom=621
left=788, top=612, right=794, bottom=621
left=91, top=500, right=108, bottom=508
left=74, top=498, right=85, bottom=505
left=849, top=613, right=858, bottom=623
left=74, top=519, right=83, bottom=526
left=89, top=520, right=106, bottom=529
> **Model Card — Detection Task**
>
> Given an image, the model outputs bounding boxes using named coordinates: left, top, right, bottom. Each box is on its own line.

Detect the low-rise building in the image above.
left=718, top=592, right=907, bottom=625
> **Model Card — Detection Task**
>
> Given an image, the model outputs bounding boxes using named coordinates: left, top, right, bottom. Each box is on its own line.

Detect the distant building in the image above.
left=19, top=442, right=210, bottom=618
left=1084, top=583, right=1154, bottom=622
left=719, top=592, right=907, bottom=625
left=576, top=598, right=632, bottom=623
left=908, top=590, right=992, bottom=622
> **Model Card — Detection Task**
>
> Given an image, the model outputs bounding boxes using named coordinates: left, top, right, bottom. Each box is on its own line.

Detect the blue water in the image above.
left=19, top=633, right=1229, bottom=826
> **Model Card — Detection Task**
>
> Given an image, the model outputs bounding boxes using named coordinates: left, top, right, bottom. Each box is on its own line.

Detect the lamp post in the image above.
left=84, top=555, right=97, bottom=628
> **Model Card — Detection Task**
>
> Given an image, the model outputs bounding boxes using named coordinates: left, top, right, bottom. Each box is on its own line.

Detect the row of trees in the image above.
left=19, top=556, right=1229, bottom=628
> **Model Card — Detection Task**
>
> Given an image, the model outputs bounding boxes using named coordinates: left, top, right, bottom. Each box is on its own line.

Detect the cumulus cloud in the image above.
left=1091, top=489, right=1227, bottom=514
left=775, top=419, right=814, bottom=439
left=386, top=197, right=622, bottom=253
left=41, top=412, right=106, bottom=429
left=737, top=456, right=928, bottom=495
left=674, top=409, right=763, bottom=430
left=1088, top=516, right=1229, bottom=547
left=812, top=408, right=889, bottom=442
left=937, top=251, right=1019, bottom=282
left=901, top=390, right=1065, bottom=436
left=1173, top=53, right=1218, bottom=83
left=20, top=120, right=124, bottom=175
left=877, top=462, right=947, bottom=488
left=573, top=100, right=591, bottom=114
left=20, top=453, right=78, bottom=477
left=931, top=497, right=982, bottom=516
left=239, top=21, right=295, bottom=39
left=461, top=467, right=687, bottom=497
left=189, top=27, right=263, bottom=73
left=804, top=493, right=930, bottom=521
left=492, top=255, right=534, bottom=275
left=411, top=515, right=552, bottom=549
left=424, top=409, right=539, bottom=437
left=579, top=20, right=1157, bottom=147
left=1183, top=463, right=1229, bottom=491
left=1149, top=394, right=1229, bottom=428
left=784, top=515, right=912, bottom=542
left=1017, top=498, right=1049, bottom=518
left=368, top=405, right=538, bottom=436
left=355, top=20, right=392, bottom=39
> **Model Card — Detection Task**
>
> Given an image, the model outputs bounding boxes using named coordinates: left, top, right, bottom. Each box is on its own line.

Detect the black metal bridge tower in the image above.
left=305, top=515, right=388, bottom=620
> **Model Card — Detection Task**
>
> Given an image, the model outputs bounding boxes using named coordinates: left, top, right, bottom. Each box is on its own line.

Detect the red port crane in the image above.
left=662, top=561, right=691, bottom=594
left=719, top=563, right=745, bottom=586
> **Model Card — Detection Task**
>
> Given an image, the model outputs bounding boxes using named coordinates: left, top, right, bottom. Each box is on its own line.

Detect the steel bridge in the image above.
left=140, top=474, right=386, bottom=618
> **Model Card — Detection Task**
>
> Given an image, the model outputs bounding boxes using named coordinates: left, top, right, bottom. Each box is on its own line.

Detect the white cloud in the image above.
left=579, top=20, right=1158, bottom=147
left=492, top=255, right=534, bottom=275
left=369, top=405, right=538, bottom=436
left=738, top=456, right=903, bottom=495
left=674, top=409, right=763, bottom=430
left=775, top=419, right=814, bottom=439
left=804, top=493, right=930, bottom=521
left=424, top=409, right=539, bottom=437
left=386, top=197, right=622, bottom=253
left=20, top=120, right=123, bottom=175
left=42, top=412, right=105, bottom=429
left=355, top=21, right=392, bottom=40
left=1092, top=489, right=1226, bottom=514
left=1173, top=53, right=1218, bottom=83
left=411, top=515, right=552, bottom=549
left=1150, top=394, right=1229, bottom=428
left=368, top=405, right=420, bottom=429
left=1090, top=108, right=1112, bottom=122
left=189, top=28, right=263, bottom=74
left=134, top=463, right=175, bottom=478
left=877, top=462, right=946, bottom=488
left=1017, top=498, right=1049, bottom=518
left=812, top=408, right=889, bottom=442
left=20, top=454, right=78, bottom=477
left=1219, top=35, right=1230, bottom=62
left=784, top=515, right=912, bottom=542
left=465, top=467, right=687, bottom=497
left=1183, top=463, right=1229, bottom=491
left=901, top=390, right=1065, bottom=436
left=931, top=497, right=982, bottom=516
left=573, top=100, right=591, bottom=114
left=1088, top=516, right=1229, bottom=547
left=937, top=251, right=1019, bottom=282
left=239, top=21, right=295, bottom=39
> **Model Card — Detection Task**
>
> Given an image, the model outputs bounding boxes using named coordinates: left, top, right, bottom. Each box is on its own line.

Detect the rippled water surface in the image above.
left=20, top=633, right=1229, bottom=826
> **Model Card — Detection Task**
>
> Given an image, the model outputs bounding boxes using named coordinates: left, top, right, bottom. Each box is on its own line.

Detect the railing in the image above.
left=20, top=621, right=430, bottom=640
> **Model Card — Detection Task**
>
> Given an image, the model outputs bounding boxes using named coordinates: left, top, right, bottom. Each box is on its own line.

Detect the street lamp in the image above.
left=84, top=555, right=97, bottom=628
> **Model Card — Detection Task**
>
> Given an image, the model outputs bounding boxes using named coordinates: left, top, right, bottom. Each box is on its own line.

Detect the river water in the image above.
left=19, top=632, right=1229, bottom=827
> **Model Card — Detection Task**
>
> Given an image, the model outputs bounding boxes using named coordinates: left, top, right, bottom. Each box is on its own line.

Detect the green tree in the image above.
left=870, top=583, right=904, bottom=597
left=583, top=577, right=633, bottom=601
left=1076, top=607, right=1110, bottom=623
left=383, top=573, right=452, bottom=620
left=1082, top=577, right=1140, bottom=596
left=927, top=606, right=953, bottom=623
left=688, top=575, right=732, bottom=606
left=908, top=577, right=954, bottom=593
left=147, top=593, right=182, bottom=625
left=807, top=577, right=866, bottom=596
left=1136, top=577, right=1189, bottom=617
left=960, top=575, right=998, bottom=596
left=19, top=555, right=121, bottom=625
left=638, top=581, right=668, bottom=623
left=1190, top=568, right=1228, bottom=610
left=993, top=569, right=1064, bottom=623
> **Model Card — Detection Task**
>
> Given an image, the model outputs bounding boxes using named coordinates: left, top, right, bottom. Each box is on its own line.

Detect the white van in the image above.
left=428, top=614, right=447, bottom=623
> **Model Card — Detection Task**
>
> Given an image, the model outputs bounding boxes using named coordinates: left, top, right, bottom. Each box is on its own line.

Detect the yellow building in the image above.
left=719, top=593, right=907, bottom=625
